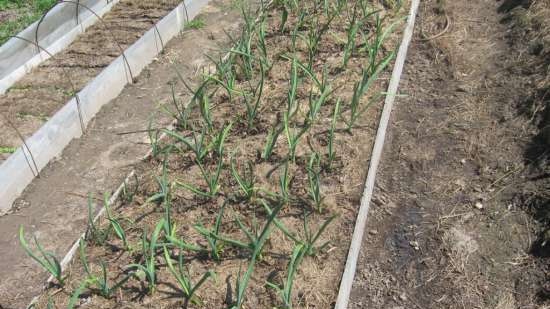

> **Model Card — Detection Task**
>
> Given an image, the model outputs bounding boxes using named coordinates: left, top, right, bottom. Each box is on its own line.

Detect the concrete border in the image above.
left=0, top=0, right=210, bottom=214
left=0, top=0, right=120, bottom=94
left=334, top=0, right=421, bottom=308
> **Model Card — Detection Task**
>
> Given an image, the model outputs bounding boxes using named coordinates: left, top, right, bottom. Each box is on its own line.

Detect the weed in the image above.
left=0, top=146, right=16, bottom=154
left=185, top=18, right=206, bottom=30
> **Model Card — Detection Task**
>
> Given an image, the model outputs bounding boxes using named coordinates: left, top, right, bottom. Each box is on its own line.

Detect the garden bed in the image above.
left=0, top=0, right=181, bottom=163
left=22, top=0, right=408, bottom=308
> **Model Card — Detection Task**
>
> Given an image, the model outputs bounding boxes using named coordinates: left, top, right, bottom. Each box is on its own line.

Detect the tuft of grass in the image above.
left=0, top=146, right=16, bottom=154
left=185, top=18, right=206, bottom=30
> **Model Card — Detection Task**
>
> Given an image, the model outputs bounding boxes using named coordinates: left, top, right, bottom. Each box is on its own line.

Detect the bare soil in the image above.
left=349, top=0, right=550, bottom=308
left=0, top=0, right=181, bottom=162
left=27, top=1, right=406, bottom=308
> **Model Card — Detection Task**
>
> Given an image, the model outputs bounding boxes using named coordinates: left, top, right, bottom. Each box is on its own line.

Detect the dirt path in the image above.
left=0, top=0, right=180, bottom=163
left=349, top=0, right=549, bottom=308
left=0, top=1, right=243, bottom=307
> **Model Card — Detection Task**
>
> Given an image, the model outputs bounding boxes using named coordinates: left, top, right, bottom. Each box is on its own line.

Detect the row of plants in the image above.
left=21, top=0, right=404, bottom=308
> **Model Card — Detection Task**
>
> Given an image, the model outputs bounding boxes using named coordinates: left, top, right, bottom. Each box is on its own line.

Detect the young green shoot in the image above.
left=210, top=121, right=233, bottom=157
left=231, top=201, right=284, bottom=309
left=128, top=219, right=164, bottom=294
left=242, top=61, right=265, bottom=129
left=284, top=112, right=307, bottom=162
left=175, top=155, right=223, bottom=199
left=344, top=62, right=391, bottom=133
left=103, top=193, right=130, bottom=251
left=164, top=126, right=209, bottom=163
left=193, top=203, right=226, bottom=261
left=86, top=194, right=107, bottom=245
left=262, top=123, right=284, bottom=161
left=306, top=152, right=324, bottom=212
left=79, top=239, right=130, bottom=299
left=266, top=243, right=306, bottom=309
left=185, top=18, right=206, bottom=30
left=19, top=226, right=64, bottom=285
left=306, top=86, right=331, bottom=127
left=279, top=160, right=291, bottom=203
left=343, top=9, right=360, bottom=68
left=230, top=156, right=256, bottom=201
left=163, top=246, right=215, bottom=305
left=327, top=99, right=340, bottom=170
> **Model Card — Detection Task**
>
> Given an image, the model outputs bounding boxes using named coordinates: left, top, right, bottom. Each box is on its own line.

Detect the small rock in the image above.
left=474, top=201, right=483, bottom=209
left=369, top=230, right=378, bottom=235
left=399, top=293, right=408, bottom=301
left=409, top=241, right=420, bottom=250
left=460, top=158, right=466, bottom=164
